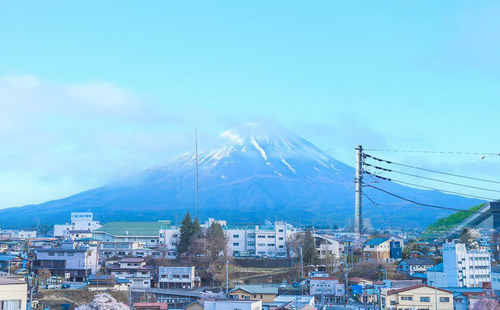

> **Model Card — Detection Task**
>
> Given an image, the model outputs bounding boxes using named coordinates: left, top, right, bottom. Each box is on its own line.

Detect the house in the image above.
left=381, top=284, right=453, bottom=310
left=183, top=300, right=204, bottom=310
left=158, top=228, right=180, bottom=259
left=363, top=237, right=403, bottom=262
left=87, top=274, right=130, bottom=291
left=397, top=258, right=434, bottom=275
left=445, top=287, right=485, bottom=310
left=33, top=242, right=98, bottom=281
left=225, top=222, right=295, bottom=258
left=106, top=257, right=154, bottom=289
left=491, top=266, right=500, bottom=292
left=229, top=285, right=279, bottom=302
left=99, top=240, right=146, bottom=260
left=313, top=234, right=344, bottom=260
left=204, top=299, right=262, bottom=310
left=158, top=266, right=198, bottom=289
left=134, top=303, right=169, bottom=310
left=309, top=277, right=344, bottom=303
left=271, top=295, right=315, bottom=310
left=93, top=221, right=170, bottom=249
left=0, top=277, right=27, bottom=310
left=150, top=289, right=202, bottom=309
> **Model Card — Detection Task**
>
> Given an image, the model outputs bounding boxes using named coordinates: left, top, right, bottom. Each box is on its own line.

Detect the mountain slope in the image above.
left=0, top=121, right=482, bottom=228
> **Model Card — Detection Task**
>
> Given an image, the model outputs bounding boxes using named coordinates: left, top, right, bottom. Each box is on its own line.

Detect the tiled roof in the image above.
left=365, top=238, right=389, bottom=246
left=401, top=258, right=434, bottom=266
left=94, top=221, right=169, bottom=236
left=387, top=284, right=452, bottom=295
left=230, top=285, right=279, bottom=294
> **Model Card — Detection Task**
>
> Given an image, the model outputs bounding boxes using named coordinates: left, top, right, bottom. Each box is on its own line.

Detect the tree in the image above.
left=303, top=229, right=318, bottom=265
left=333, top=223, right=339, bottom=230
left=76, top=293, right=129, bottom=310
left=179, top=212, right=194, bottom=255
left=193, top=217, right=202, bottom=235
left=473, top=298, right=500, bottom=310
left=205, top=223, right=228, bottom=262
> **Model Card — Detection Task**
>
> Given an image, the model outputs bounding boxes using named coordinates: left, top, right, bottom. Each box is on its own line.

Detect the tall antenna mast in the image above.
left=195, top=127, right=199, bottom=219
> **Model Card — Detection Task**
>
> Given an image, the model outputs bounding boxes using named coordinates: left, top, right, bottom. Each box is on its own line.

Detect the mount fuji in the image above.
left=0, top=121, right=481, bottom=229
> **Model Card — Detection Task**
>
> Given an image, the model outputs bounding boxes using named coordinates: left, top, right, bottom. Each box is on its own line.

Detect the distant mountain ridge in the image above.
left=0, top=121, right=481, bottom=229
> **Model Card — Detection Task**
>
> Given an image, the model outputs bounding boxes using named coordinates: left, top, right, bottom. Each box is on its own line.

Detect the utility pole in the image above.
left=344, top=254, right=348, bottom=306
left=225, top=260, right=229, bottom=297
left=195, top=128, right=199, bottom=219
left=299, top=247, right=304, bottom=295
left=355, top=145, right=363, bottom=236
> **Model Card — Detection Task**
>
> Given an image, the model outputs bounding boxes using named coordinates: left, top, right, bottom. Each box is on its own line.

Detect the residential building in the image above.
left=0, top=277, right=27, bottom=310
left=397, top=258, right=435, bottom=275
left=313, top=234, right=344, bottom=260
left=93, top=221, right=170, bottom=249
left=363, top=237, right=403, bottom=262
left=158, top=266, right=197, bottom=289
left=33, top=242, right=98, bottom=281
left=272, top=295, right=315, bottom=310
left=0, top=230, right=36, bottom=239
left=158, top=228, right=180, bottom=259
left=226, top=221, right=295, bottom=258
left=426, top=263, right=446, bottom=288
left=309, top=277, right=345, bottom=303
left=99, top=241, right=148, bottom=260
left=380, top=284, right=453, bottom=310
left=86, top=274, right=131, bottom=291
left=150, top=289, right=202, bottom=309
left=204, top=299, right=262, bottom=310
left=229, top=285, right=279, bottom=302
left=53, top=212, right=101, bottom=238
left=106, top=257, right=153, bottom=289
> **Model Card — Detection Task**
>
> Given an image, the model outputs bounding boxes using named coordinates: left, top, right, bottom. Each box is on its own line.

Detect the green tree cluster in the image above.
left=178, top=212, right=202, bottom=255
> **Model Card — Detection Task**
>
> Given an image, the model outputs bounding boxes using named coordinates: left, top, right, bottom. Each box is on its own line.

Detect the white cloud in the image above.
left=0, top=75, right=196, bottom=208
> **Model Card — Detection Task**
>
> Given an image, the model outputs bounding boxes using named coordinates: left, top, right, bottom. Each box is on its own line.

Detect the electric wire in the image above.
left=364, top=153, right=500, bottom=185
left=363, top=163, right=500, bottom=194
left=363, top=149, right=500, bottom=156
left=364, top=171, right=496, bottom=201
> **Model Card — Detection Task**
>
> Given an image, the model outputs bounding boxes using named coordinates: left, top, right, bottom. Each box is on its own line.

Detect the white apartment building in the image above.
left=53, top=212, right=101, bottom=238
left=0, top=230, right=37, bottom=239
left=204, top=300, right=262, bottom=310
left=226, top=221, right=295, bottom=257
left=428, top=240, right=491, bottom=288
left=0, top=277, right=27, bottom=310
left=158, top=228, right=180, bottom=259
left=158, top=266, right=197, bottom=289
left=313, top=234, right=344, bottom=260
left=309, top=277, right=345, bottom=303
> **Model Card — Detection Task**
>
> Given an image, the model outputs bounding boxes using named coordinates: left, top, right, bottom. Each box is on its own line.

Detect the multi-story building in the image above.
left=158, top=266, right=197, bottom=289
left=93, top=221, right=170, bottom=249
left=491, top=266, right=500, bottom=292
left=309, top=277, right=345, bottom=303
left=313, top=234, right=344, bottom=260
left=158, top=228, right=180, bottom=259
left=33, top=242, right=98, bottom=281
left=363, top=237, right=403, bottom=262
left=442, top=240, right=491, bottom=288
left=380, top=284, right=453, bottom=310
left=0, top=230, right=37, bottom=239
left=226, top=222, right=295, bottom=258
left=99, top=241, right=147, bottom=260
left=0, top=277, right=27, bottom=310
left=53, top=212, right=101, bottom=238
left=106, top=257, right=153, bottom=289
left=204, top=300, right=262, bottom=310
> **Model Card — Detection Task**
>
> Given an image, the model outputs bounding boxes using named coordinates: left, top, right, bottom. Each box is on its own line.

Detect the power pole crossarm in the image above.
left=355, top=145, right=363, bottom=236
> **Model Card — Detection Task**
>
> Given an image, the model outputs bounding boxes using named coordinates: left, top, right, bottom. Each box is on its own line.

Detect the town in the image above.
left=1, top=202, right=500, bottom=310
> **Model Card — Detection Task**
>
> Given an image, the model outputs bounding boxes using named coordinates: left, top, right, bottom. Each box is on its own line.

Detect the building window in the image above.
left=48, top=252, right=55, bottom=256
left=233, top=243, right=239, bottom=246
left=401, top=296, right=412, bottom=301
left=440, top=297, right=450, bottom=302
left=420, top=297, right=430, bottom=302
left=233, top=235, right=239, bottom=238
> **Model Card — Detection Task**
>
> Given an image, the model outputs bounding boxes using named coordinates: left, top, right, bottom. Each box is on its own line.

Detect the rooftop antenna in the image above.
left=195, top=127, right=199, bottom=219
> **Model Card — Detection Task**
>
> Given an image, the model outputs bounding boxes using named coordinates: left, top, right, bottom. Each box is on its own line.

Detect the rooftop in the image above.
left=387, top=284, right=452, bottom=295
left=230, top=285, right=279, bottom=295
left=427, top=262, right=443, bottom=272
left=134, top=303, right=168, bottom=310
left=401, top=258, right=435, bottom=266
left=365, top=238, right=389, bottom=246
left=94, top=221, right=170, bottom=236
left=0, top=277, right=26, bottom=285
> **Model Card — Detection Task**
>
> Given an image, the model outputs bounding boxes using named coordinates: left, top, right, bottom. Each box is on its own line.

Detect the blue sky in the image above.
left=1, top=1, right=500, bottom=208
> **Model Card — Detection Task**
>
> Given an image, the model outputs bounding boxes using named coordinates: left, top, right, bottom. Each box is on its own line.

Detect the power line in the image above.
left=364, top=163, right=500, bottom=194
left=364, top=153, right=500, bottom=185
left=364, top=172, right=496, bottom=201
left=363, top=149, right=500, bottom=156
left=362, top=183, right=493, bottom=215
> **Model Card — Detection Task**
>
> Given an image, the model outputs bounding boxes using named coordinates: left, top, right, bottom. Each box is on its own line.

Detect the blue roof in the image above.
left=427, top=263, right=443, bottom=272
left=365, top=238, right=389, bottom=246
left=410, top=272, right=427, bottom=280
left=0, top=255, right=18, bottom=262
